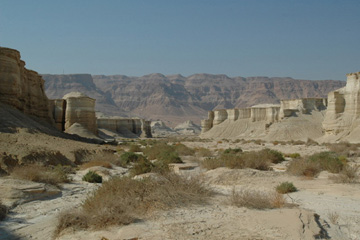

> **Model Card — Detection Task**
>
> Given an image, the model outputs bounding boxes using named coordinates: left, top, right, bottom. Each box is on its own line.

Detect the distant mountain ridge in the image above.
left=43, top=73, right=346, bottom=126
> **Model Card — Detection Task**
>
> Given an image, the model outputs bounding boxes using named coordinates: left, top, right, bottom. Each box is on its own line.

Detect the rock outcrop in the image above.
left=322, top=72, right=360, bottom=142
left=63, top=92, right=97, bottom=134
left=201, top=98, right=327, bottom=141
left=174, top=120, right=201, bottom=135
left=0, top=47, right=53, bottom=123
left=44, top=73, right=345, bottom=126
left=97, top=117, right=152, bottom=138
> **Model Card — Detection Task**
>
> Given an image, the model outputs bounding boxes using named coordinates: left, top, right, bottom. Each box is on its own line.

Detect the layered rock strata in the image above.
left=0, top=47, right=53, bottom=123
left=322, top=72, right=360, bottom=141
left=201, top=97, right=327, bottom=141
left=97, top=117, right=152, bottom=138
left=63, top=92, right=97, bottom=134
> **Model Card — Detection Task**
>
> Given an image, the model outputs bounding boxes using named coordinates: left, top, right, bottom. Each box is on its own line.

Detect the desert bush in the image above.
left=174, top=143, right=195, bottom=156
left=128, top=144, right=142, bottom=153
left=272, top=141, right=279, bottom=146
left=223, top=148, right=243, bottom=154
left=80, top=160, right=112, bottom=170
left=331, top=165, right=359, bottom=183
left=195, top=147, right=213, bottom=157
left=11, top=164, right=71, bottom=185
left=55, top=173, right=212, bottom=234
left=230, top=189, right=285, bottom=209
left=290, top=140, right=305, bottom=145
left=201, top=157, right=226, bottom=170
left=0, top=200, right=7, bottom=221
left=287, top=158, right=321, bottom=177
left=119, top=152, right=146, bottom=167
left=82, top=171, right=102, bottom=183
left=308, top=152, right=344, bottom=173
left=326, top=141, right=360, bottom=157
left=285, top=153, right=301, bottom=159
left=202, top=148, right=284, bottom=171
left=276, top=182, right=297, bottom=194
left=129, top=158, right=154, bottom=176
left=287, top=152, right=344, bottom=177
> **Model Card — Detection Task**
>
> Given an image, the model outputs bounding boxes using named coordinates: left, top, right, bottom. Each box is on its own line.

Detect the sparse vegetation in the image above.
left=80, top=160, right=112, bottom=170
left=230, top=188, right=285, bottom=209
left=143, top=142, right=183, bottom=164
left=276, top=182, right=297, bottom=194
left=174, top=143, right=195, bottom=156
left=326, top=141, right=360, bottom=157
left=223, top=148, right=243, bottom=154
left=82, top=171, right=102, bottom=183
left=0, top=200, right=7, bottom=221
left=129, top=158, right=154, bottom=176
left=55, top=173, right=212, bottom=235
left=119, top=152, right=146, bottom=167
left=128, top=144, right=142, bottom=153
left=287, top=152, right=344, bottom=177
left=327, top=211, right=340, bottom=224
left=202, top=148, right=284, bottom=171
left=331, top=165, right=359, bottom=183
left=195, top=147, right=213, bottom=157
left=285, top=153, right=301, bottom=159
left=11, top=164, right=71, bottom=185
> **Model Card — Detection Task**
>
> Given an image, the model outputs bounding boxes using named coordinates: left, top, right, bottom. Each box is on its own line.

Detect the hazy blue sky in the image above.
left=1, top=0, right=359, bottom=80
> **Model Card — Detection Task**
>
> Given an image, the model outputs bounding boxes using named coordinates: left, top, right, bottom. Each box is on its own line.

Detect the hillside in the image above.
left=43, top=73, right=345, bottom=126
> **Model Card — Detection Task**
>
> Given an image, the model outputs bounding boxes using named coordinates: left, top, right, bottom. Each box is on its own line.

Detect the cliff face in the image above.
left=0, top=47, right=53, bottom=123
left=44, top=73, right=344, bottom=126
left=201, top=98, right=327, bottom=141
left=322, top=72, right=360, bottom=141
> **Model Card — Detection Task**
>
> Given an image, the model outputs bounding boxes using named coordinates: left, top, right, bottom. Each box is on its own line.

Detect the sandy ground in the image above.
left=1, top=137, right=360, bottom=240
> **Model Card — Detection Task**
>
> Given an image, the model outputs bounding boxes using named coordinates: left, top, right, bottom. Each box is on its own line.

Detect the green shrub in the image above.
left=285, top=153, right=301, bottom=159
left=174, top=143, right=195, bottom=156
left=82, top=171, right=102, bottom=183
left=287, top=152, right=344, bottom=177
left=128, top=144, right=142, bottom=153
left=276, top=182, right=297, bottom=194
left=119, top=152, right=146, bottom=167
left=223, top=148, right=243, bottom=154
left=260, top=148, right=285, bottom=164
left=129, top=158, right=154, bottom=176
left=308, top=152, right=344, bottom=173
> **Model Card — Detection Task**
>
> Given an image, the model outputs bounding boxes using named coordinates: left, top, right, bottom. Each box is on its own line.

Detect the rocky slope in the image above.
left=43, top=73, right=345, bottom=126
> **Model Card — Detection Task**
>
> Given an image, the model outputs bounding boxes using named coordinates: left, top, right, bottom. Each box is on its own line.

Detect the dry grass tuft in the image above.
left=230, top=188, right=285, bottom=209
left=80, top=160, right=112, bottom=170
left=0, top=200, right=7, bottom=221
left=331, top=165, right=360, bottom=183
left=195, top=147, right=213, bottom=158
left=11, top=164, right=71, bottom=185
left=55, top=173, right=213, bottom=235
left=327, top=211, right=340, bottom=224
left=326, top=141, right=360, bottom=157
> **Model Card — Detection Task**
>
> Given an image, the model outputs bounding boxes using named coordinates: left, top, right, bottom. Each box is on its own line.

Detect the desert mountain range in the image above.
left=43, top=73, right=345, bottom=126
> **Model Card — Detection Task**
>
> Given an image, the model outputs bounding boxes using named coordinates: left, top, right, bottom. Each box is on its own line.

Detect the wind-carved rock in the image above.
left=201, top=96, right=328, bottom=141
left=0, top=47, right=53, bottom=123
left=96, top=117, right=152, bottom=138
left=323, top=72, right=360, bottom=138
left=63, top=92, right=97, bottom=134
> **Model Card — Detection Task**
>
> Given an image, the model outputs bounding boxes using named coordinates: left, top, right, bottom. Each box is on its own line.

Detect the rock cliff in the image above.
left=0, top=47, right=53, bottom=123
left=201, top=98, right=327, bottom=141
left=62, top=92, right=97, bottom=134
left=44, top=73, right=345, bottom=126
left=322, top=72, right=360, bottom=142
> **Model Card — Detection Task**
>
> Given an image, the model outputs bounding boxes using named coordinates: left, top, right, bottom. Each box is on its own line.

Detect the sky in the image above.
left=0, top=0, right=359, bottom=80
